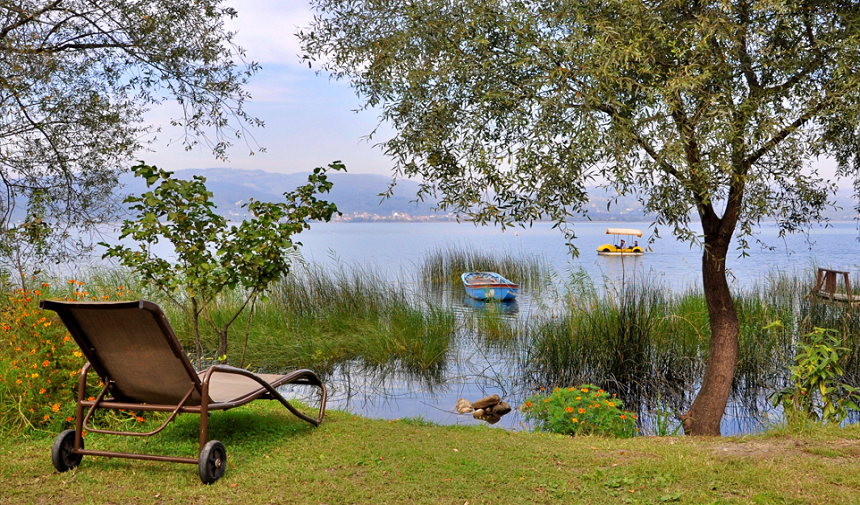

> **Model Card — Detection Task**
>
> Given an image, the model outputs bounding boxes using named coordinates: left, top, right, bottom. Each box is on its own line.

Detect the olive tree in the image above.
left=102, top=161, right=342, bottom=369
left=0, top=0, right=262, bottom=275
left=300, top=0, right=860, bottom=435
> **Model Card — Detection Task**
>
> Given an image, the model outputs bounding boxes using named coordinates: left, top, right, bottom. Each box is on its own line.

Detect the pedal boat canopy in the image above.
left=597, top=228, right=645, bottom=256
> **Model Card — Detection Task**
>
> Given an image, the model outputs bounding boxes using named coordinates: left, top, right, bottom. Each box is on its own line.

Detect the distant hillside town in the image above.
left=120, top=168, right=859, bottom=223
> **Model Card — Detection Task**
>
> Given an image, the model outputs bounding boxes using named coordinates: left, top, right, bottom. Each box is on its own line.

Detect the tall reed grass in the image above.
left=165, top=263, right=457, bottom=376
left=419, top=244, right=552, bottom=289
left=520, top=267, right=860, bottom=419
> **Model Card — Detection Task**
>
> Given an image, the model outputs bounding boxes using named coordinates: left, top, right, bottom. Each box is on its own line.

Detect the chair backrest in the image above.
left=40, top=300, right=205, bottom=406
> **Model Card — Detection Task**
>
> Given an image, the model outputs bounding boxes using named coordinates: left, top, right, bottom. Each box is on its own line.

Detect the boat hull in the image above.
left=461, top=272, right=518, bottom=301
left=596, top=243, right=644, bottom=256
left=597, top=251, right=644, bottom=257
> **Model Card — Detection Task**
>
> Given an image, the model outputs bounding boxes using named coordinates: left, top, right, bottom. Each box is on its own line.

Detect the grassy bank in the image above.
left=3, top=402, right=860, bottom=504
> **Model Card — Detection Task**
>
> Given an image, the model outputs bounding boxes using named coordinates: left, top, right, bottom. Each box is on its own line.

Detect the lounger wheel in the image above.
left=51, top=429, right=83, bottom=472
left=198, top=440, right=227, bottom=484
left=600, top=248, right=611, bottom=252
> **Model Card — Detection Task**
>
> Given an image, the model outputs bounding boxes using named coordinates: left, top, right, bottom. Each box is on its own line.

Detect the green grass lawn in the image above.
left=3, top=403, right=860, bottom=504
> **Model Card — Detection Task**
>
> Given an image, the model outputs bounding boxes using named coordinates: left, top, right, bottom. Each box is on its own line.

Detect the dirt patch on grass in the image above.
left=712, top=438, right=860, bottom=460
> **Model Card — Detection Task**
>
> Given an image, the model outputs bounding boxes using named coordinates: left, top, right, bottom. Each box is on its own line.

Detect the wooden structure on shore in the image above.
left=810, top=268, right=859, bottom=307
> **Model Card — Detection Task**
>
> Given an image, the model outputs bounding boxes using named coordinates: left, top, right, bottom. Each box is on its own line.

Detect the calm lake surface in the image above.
left=278, top=221, right=860, bottom=434
left=295, top=221, right=860, bottom=291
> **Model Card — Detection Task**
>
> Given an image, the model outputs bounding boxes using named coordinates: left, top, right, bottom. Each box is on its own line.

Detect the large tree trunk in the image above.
left=682, top=233, right=740, bottom=436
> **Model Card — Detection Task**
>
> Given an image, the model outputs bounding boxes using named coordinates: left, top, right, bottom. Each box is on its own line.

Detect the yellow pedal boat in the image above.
left=597, top=228, right=645, bottom=256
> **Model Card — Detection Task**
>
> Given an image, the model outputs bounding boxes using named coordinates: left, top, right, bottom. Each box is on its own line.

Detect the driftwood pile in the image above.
left=455, top=394, right=512, bottom=425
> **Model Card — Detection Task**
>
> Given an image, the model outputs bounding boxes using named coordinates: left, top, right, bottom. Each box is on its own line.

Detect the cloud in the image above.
left=225, top=0, right=315, bottom=66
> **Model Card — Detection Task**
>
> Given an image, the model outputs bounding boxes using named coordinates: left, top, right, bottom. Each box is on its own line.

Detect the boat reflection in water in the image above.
left=461, top=295, right=519, bottom=315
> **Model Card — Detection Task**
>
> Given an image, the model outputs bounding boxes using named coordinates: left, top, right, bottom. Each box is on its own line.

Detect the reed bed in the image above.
left=520, top=268, right=860, bottom=417
left=419, top=244, right=552, bottom=289
left=164, top=263, right=457, bottom=376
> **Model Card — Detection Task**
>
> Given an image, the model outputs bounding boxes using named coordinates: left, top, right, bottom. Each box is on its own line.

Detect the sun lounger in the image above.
left=41, top=300, right=327, bottom=483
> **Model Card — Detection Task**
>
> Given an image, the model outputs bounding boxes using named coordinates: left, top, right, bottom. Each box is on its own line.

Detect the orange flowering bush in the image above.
left=521, top=384, right=637, bottom=437
left=0, top=280, right=134, bottom=432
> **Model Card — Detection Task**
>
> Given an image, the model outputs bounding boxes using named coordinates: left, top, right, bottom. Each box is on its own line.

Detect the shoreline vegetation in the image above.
left=3, top=247, right=860, bottom=433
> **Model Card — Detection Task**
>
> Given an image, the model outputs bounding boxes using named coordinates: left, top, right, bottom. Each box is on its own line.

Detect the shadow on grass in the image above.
left=77, top=402, right=322, bottom=478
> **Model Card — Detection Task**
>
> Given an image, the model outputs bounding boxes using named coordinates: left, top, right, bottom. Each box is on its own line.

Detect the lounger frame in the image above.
left=42, top=300, right=327, bottom=468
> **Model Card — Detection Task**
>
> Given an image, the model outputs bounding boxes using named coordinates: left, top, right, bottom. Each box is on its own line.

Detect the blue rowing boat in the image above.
left=461, top=272, right=518, bottom=301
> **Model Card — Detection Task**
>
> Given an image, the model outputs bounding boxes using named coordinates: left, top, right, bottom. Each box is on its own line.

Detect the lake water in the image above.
left=273, top=221, right=860, bottom=434
left=294, top=221, right=860, bottom=291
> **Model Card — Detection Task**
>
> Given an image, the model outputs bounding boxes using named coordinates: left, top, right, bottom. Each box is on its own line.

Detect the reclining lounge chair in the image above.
left=41, top=300, right=327, bottom=484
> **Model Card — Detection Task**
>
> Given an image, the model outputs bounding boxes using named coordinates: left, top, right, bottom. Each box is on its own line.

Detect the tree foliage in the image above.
left=102, top=161, right=343, bottom=369
left=301, top=0, right=860, bottom=434
left=0, top=0, right=262, bottom=272
left=301, top=0, right=860, bottom=241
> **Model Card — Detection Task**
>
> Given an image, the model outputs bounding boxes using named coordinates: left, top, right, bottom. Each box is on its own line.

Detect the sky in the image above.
left=142, top=0, right=845, bottom=186
left=142, top=0, right=393, bottom=176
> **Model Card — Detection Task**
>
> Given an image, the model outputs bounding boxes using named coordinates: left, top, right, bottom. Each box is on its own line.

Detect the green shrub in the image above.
left=769, top=327, right=860, bottom=424
left=521, top=384, right=637, bottom=437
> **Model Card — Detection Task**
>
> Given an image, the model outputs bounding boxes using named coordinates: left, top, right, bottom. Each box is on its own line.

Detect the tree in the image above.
left=300, top=0, right=860, bottom=435
left=0, top=0, right=262, bottom=274
left=102, top=161, right=342, bottom=370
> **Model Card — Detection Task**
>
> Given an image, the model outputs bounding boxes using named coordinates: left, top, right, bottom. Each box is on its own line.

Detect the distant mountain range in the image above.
left=118, top=168, right=859, bottom=222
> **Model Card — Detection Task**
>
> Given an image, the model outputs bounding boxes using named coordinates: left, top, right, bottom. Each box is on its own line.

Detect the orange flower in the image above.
left=42, top=360, right=49, bottom=367
left=572, top=418, right=578, bottom=423
left=136, top=416, right=145, bottom=423
left=595, top=393, right=601, bottom=398
left=575, top=396, right=581, bottom=400
left=31, top=373, right=38, bottom=378
left=39, top=388, right=46, bottom=394
left=598, top=389, right=605, bottom=393
left=66, top=416, right=73, bottom=422
left=51, top=403, right=60, bottom=412
left=565, top=407, right=573, bottom=413
left=544, top=398, right=551, bottom=403
left=68, top=279, right=76, bottom=284
left=87, top=396, right=95, bottom=401
left=43, top=414, right=50, bottom=421
left=63, top=336, right=70, bottom=342
left=76, top=281, right=84, bottom=286
left=568, top=387, right=574, bottom=392
left=525, top=401, right=532, bottom=407
left=620, top=415, right=627, bottom=420
left=580, top=388, right=588, bottom=392
left=34, top=290, right=42, bottom=296
left=578, top=408, right=585, bottom=414
left=41, top=283, right=50, bottom=288
left=608, top=402, right=615, bottom=407
left=15, top=379, right=22, bottom=385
